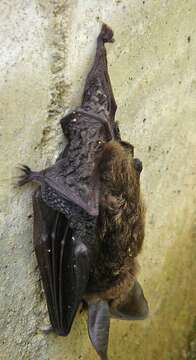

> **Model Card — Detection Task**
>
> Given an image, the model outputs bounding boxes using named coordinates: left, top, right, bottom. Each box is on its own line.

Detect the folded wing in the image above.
left=33, top=188, right=91, bottom=335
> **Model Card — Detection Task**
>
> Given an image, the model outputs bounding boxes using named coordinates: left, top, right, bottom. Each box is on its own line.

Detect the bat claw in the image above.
left=17, top=164, right=42, bottom=187
left=16, top=164, right=32, bottom=186
left=99, top=23, right=114, bottom=43
left=39, top=324, right=54, bottom=334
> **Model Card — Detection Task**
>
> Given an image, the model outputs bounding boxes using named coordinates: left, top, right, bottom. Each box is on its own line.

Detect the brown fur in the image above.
left=87, top=141, right=146, bottom=304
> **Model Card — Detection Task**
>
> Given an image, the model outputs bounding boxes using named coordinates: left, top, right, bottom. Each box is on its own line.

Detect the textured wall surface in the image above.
left=0, top=1, right=195, bottom=359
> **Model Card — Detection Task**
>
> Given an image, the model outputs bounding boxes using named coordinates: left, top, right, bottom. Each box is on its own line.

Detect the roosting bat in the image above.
left=18, top=24, right=148, bottom=360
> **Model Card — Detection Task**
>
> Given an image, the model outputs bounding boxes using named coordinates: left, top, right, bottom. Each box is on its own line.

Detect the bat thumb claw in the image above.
left=39, top=324, right=54, bottom=334
left=17, top=164, right=42, bottom=187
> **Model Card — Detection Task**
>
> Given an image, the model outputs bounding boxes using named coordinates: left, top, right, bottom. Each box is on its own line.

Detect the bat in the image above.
left=18, top=24, right=149, bottom=360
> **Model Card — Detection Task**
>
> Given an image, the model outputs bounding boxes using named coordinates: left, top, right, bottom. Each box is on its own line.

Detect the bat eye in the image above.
left=134, top=158, right=143, bottom=174
left=96, top=140, right=104, bottom=151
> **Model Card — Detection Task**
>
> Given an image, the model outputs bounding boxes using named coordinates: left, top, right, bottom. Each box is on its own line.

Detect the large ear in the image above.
left=110, top=280, right=149, bottom=320
left=87, top=300, right=110, bottom=360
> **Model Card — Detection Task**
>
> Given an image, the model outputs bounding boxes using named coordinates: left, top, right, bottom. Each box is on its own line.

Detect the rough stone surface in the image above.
left=0, top=1, right=195, bottom=359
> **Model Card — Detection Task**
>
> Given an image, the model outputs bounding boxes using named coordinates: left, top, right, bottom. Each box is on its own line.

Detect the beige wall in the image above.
left=0, top=1, right=195, bottom=359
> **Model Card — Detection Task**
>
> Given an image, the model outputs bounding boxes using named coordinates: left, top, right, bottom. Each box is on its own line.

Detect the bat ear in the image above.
left=110, top=280, right=149, bottom=321
left=87, top=300, right=110, bottom=360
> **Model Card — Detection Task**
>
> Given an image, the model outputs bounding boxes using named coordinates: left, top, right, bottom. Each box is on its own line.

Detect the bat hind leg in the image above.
left=81, top=24, right=117, bottom=122
left=98, top=23, right=114, bottom=43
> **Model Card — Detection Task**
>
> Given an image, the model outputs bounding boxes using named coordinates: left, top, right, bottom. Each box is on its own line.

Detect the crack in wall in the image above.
left=36, top=1, right=72, bottom=158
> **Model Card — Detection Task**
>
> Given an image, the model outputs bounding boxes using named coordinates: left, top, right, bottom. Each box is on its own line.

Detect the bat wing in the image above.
left=18, top=160, right=99, bottom=217
left=41, top=170, right=99, bottom=217
left=33, top=188, right=90, bottom=335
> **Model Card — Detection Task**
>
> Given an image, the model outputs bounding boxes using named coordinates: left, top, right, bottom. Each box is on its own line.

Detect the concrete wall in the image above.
left=0, top=1, right=195, bottom=359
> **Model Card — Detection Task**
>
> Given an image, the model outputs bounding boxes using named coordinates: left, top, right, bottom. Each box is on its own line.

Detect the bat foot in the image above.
left=99, top=23, right=114, bottom=43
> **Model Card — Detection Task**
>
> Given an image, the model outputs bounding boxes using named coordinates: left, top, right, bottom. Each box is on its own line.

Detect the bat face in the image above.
left=18, top=23, right=148, bottom=360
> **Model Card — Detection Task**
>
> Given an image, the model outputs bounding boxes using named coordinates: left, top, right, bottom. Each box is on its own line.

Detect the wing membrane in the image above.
left=33, top=188, right=90, bottom=335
